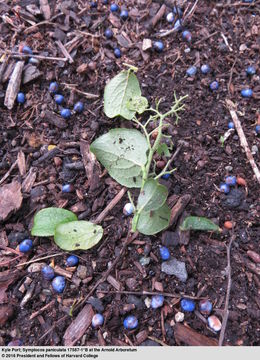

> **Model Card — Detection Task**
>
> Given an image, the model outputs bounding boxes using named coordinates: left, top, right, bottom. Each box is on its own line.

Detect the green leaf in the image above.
left=127, top=96, right=148, bottom=114
left=157, top=143, right=171, bottom=157
left=104, top=70, right=141, bottom=120
left=180, top=216, right=221, bottom=232
left=134, top=203, right=171, bottom=235
left=137, top=179, right=168, bottom=212
left=54, top=221, right=103, bottom=251
left=31, top=208, right=77, bottom=237
left=90, top=128, right=148, bottom=188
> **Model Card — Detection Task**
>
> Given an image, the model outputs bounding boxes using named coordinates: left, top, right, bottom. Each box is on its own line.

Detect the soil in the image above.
left=0, top=0, right=260, bottom=347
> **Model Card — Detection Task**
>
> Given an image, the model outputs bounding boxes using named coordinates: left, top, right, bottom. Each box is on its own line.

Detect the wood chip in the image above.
left=22, top=167, right=37, bottom=193
left=136, top=329, right=148, bottom=345
left=169, top=194, right=191, bottom=227
left=80, top=140, right=101, bottom=192
left=39, top=0, right=51, bottom=20
left=107, top=275, right=122, bottom=291
left=17, top=150, right=26, bottom=177
left=174, top=323, right=218, bottom=346
left=4, top=61, right=24, bottom=110
left=41, top=109, right=67, bottom=129
left=54, top=265, right=73, bottom=279
left=0, top=181, right=23, bottom=222
left=22, top=65, right=42, bottom=84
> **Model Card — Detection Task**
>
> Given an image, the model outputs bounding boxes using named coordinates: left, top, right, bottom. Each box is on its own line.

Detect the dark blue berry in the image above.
left=241, top=88, right=253, bottom=98
left=114, top=48, right=121, bottom=58
left=17, top=92, right=25, bottom=104
left=210, top=81, right=219, bottom=91
left=49, top=82, right=59, bottom=94
left=52, top=276, right=66, bottom=293
left=246, top=66, right=256, bottom=76
left=104, top=28, right=113, bottom=39
left=162, top=173, right=170, bottom=180
left=54, top=94, right=64, bottom=105
left=153, top=41, right=164, bottom=53
left=186, top=66, right=197, bottom=77
left=256, top=125, right=260, bottom=134
left=92, top=314, right=104, bottom=327
left=60, top=108, right=71, bottom=119
left=62, top=184, right=74, bottom=193
left=225, top=176, right=237, bottom=186
left=66, top=255, right=79, bottom=267
left=21, top=45, right=33, bottom=55
left=41, top=265, right=55, bottom=280
left=228, top=122, right=234, bottom=129
left=120, top=10, right=129, bottom=20
left=180, top=298, right=195, bottom=312
left=159, top=246, right=170, bottom=260
left=73, top=101, right=84, bottom=113
left=19, top=239, right=33, bottom=253
left=151, top=295, right=164, bottom=309
left=199, top=299, right=213, bottom=315
left=110, top=3, right=119, bottom=12
left=201, top=64, right=210, bottom=74
left=90, top=1, right=97, bottom=8
left=123, top=315, right=138, bottom=330
left=220, top=183, right=230, bottom=194
left=182, top=30, right=192, bottom=42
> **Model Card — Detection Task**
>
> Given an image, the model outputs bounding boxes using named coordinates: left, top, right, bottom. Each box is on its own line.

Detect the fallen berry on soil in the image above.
left=246, top=66, right=256, bottom=76
left=162, top=173, right=171, bottom=180
left=123, top=315, right=138, bottom=330
left=201, top=64, right=210, bottom=74
left=208, top=315, right=222, bottom=331
left=153, top=41, right=164, bottom=53
left=166, top=12, right=174, bottom=23
left=54, top=94, right=64, bottom=105
left=182, top=30, right=192, bottom=42
left=159, top=246, right=170, bottom=260
left=60, top=108, right=71, bottom=119
left=199, top=299, right=213, bottom=315
left=114, top=48, right=121, bottom=58
left=52, top=276, right=66, bottom=293
left=180, top=298, right=195, bottom=312
left=104, top=28, right=113, bottom=39
left=110, top=3, right=119, bottom=12
left=41, top=265, right=55, bottom=280
left=209, top=81, right=219, bottom=91
left=17, top=92, right=25, bottom=104
left=220, top=183, right=230, bottom=194
left=123, top=203, right=134, bottom=216
left=20, top=45, right=33, bottom=55
left=186, top=66, right=197, bottom=77
left=90, top=1, right=97, bottom=8
left=225, top=176, right=237, bottom=186
left=224, top=221, right=233, bottom=230
left=255, top=125, right=260, bottom=134
left=92, top=314, right=104, bottom=327
left=66, top=255, right=79, bottom=267
left=228, top=122, right=234, bottom=129
left=73, top=101, right=84, bottom=113
left=62, top=184, right=74, bottom=193
left=49, top=82, right=59, bottom=94
left=151, top=295, right=164, bottom=309
left=19, top=239, right=33, bottom=253
left=241, top=88, right=253, bottom=98
left=120, top=10, right=129, bottom=20
left=236, top=177, right=246, bottom=186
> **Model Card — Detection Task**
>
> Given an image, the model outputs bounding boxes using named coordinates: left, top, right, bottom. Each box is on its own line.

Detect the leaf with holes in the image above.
left=134, top=203, right=171, bottom=235
left=90, top=128, right=148, bottom=188
left=137, top=179, right=168, bottom=212
left=104, top=70, right=141, bottom=120
left=31, top=208, right=78, bottom=237
left=180, top=216, right=221, bottom=232
left=54, top=221, right=103, bottom=251
left=127, top=96, right=148, bottom=114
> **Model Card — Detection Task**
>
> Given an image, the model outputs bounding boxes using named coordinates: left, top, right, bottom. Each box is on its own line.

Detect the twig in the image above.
left=0, top=160, right=18, bottom=186
left=183, top=0, right=199, bottom=22
left=61, top=83, right=99, bottom=99
left=56, top=40, right=74, bottom=64
left=228, top=58, right=237, bottom=95
left=194, top=31, right=218, bottom=46
left=30, top=299, right=55, bottom=320
left=16, top=252, right=64, bottom=267
left=5, top=51, right=67, bottom=62
left=226, top=99, right=260, bottom=185
left=24, top=20, right=56, bottom=34
left=218, top=234, right=235, bottom=346
left=96, top=289, right=204, bottom=300
left=147, top=336, right=168, bottom=346
left=4, top=61, right=24, bottom=110
left=221, top=33, right=233, bottom=52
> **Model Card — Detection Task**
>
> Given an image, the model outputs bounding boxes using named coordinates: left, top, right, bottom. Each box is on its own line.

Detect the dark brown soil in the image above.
left=0, top=0, right=259, bottom=347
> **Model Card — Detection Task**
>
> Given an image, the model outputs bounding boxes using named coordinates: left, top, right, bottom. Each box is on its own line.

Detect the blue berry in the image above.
left=41, top=265, right=55, bottom=280
left=256, top=125, right=260, bottom=134
left=241, top=88, right=253, bottom=98
left=49, top=82, right=59, bottom=94
left=60, top=108, right=71, bottom=119
left=54, top=94, right=64, bottom=105
left=110, top=3, right=119, bottom=12
left=151, top=295, right=164, bottom=309
left=199, top=299, right=213, bottom=315
left=220, top=183, right=230, bottom=194
left=120, top=10, right=129, bottom=20
left=19, top=239, right=33, bottom=253
left=225, top=176, right=237, bottom=186
left=159, top=246, right=170, bottom=261
left=62, top=184, right=74, bottom=193
left=73, top=101, right=84, bottom=113
left=21, top=45, right=33, bottom=55
left=92, top=314, right=104, bottom=327
left=104, top=28, right=113, bottom=39
left=28, top=57, right=39, bottom=65
left=246, top=66, right=256, bottom=76
left=17, top=92, right=25, bottom=104
left=166, top=12, right=174, bottom=23
left=90, top=1, right=97, bottom=8
left=162, top=173, right=170, bottom=180
left=114, top=48, right=121, bottom=58
left=201, top=64, right=210, bottom=74
left=180, top=298, right=195, bottom=312
left=174, top=19, right=182, bottom=31
left=123, top=203, right=134, bottom=216
left=153, top=41, right=164, bottom=53
left=173, top=6, right=183, bottom=17
left=52, top=276, right=66, bottom=293
left=7, top=340, right=23, bottom=346
left=66, top=255, right=79, bottom=267
left=210, top=81, right=219, bottom=91
left=228, top=122, right=235, bottom=129
left=182, top=30, right=192, bottom=42
left=186, top=66, right=197, bottom=77
left=123, top=315, right=138, bottom=330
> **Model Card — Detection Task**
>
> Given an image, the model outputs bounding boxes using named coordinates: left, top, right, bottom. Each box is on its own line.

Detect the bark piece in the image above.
left=41, top=109, right=67, bottom=129
left=17, top=150, right=26, bottom=177
left=174, top=323, right=218, bottom=346
left=0, top=181, right=23, bottom=222
left=22, top=65, right=42, bottom=84
left=4, top=61, right=24, bottom=110
left=169, top=194, right=191, bottom=227
left=39, top=0, right=51, bottom=20
left=80, top=140, right=101, bottom=192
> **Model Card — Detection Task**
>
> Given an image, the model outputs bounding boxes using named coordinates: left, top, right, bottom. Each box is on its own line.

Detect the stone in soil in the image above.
left=222, top=188, right=244, bottom=209
left=76, top=265, right=87, bottom=280
left=161, top=258, right=188, bottom=282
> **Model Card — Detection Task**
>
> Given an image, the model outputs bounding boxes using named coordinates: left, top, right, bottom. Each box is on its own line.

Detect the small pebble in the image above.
left=159, top=246, right=170, bottom=261
left=251, top=145, right=258, bottom=154
left=151, top=295, right=164, bottom=309
left=241, top=88, right=253, bottom=98
left=161, top=258, right=188, bottom=282
left=225, top=166, right=233, bottom=172
left=208, top=315, right=222, bottom=332
left=219, top=183, right=230, bottom=194
left=123, top=315, right=138, bottom=330
left=180, top=298, right=195, bottom=312
left=175, top=312, right=184, bottom=322
left=166, top=12, right=174, bottom=23
left=92, top=314, right=104, bottom=328
left=209, top=81, right=219, bottom=91
left=66, top=255, right=79, bottom=267
left=199, top=299, right=213, bottom=315
left=139, top=256, right=150, bottom=266
left=186, top=66, right=197, bottom=77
